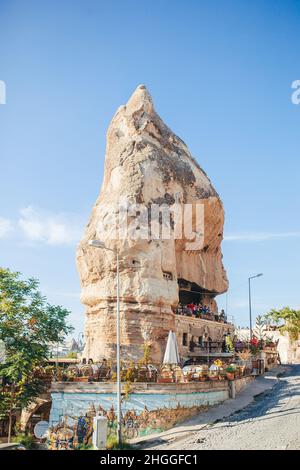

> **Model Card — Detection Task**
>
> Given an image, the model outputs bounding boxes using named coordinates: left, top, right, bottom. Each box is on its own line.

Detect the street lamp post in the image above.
left=115, top=250, right=121, bottom=446
left=248, top=273, right=263, bottom=340
left=88, top=239, right=122, bottom=446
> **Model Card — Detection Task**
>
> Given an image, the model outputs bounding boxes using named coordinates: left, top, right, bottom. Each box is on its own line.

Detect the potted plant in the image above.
left=214, top=359, right=222, bottom=368
left=157, top=365, right=173, bottom=383
left=75, top=376, right=89, bottom=382
left=225, top=364, right=236, bottom=381
left=211, top=359, right=224, bottom=380
left=218, top=367, right=226, bottom=380
left=199, top=365, right=208, bottom=381
left=265, top=337, right=276, bottom=349
left=237, top=350, right=252, bottom=376
left=208, top=364, right=219, bottom=381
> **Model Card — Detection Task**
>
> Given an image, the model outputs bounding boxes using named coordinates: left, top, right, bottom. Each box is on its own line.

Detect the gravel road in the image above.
left=159, top=365, right=300, bottom=450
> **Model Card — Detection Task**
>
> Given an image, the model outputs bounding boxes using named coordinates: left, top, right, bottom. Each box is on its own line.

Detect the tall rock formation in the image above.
left=76, top=85, right=228, bottom=362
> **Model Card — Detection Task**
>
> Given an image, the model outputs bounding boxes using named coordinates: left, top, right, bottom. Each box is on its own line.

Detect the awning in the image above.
left=190, top=325, right=205, bottom=337
left=203, top=325, right=212, bottom=338
left=176, top=318, right=189, bottom=332
left=215, top=327, right=224, bottom=341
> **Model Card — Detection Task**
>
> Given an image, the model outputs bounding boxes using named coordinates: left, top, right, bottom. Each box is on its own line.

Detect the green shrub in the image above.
left=226, top=364, right=237, bottom=373
left=76, top=443, right=94, bottom=450
left=106, top=433, right=133, bottom=450
left=65, top=351, right=78, bottom=359
left=12, top=432, right=37, bottom=449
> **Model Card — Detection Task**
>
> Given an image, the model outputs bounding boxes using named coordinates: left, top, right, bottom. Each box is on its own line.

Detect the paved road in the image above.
left=157, top=365, right=300, bottom=450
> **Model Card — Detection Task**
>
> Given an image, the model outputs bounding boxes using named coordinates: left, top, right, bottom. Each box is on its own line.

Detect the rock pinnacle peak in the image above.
left=126, top=84, right=154, bottom=115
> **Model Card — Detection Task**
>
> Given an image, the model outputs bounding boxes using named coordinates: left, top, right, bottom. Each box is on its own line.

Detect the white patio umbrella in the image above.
left=163, top=331, right=180, bottom=364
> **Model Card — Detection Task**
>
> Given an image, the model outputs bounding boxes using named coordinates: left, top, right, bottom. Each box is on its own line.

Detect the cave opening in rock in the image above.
left=177, top=278, right=216, bottom=306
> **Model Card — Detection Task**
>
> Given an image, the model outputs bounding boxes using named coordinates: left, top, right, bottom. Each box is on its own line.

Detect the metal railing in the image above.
left=189, top=341, right=225, bottom=353
left=175, top=308, right=234, bottom=325
left=226, top=315, right=235, bottom=325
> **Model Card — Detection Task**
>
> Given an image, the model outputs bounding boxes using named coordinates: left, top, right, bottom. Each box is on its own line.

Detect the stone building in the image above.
left=77, top=85, right=233, bottom=363
left=237, top=326, right=300, bottom=364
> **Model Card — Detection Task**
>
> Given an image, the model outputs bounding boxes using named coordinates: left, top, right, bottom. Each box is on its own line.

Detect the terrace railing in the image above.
left=175, top=308, right=234, bottom=325
left=226, top=315, right=235, bottom=325
left=189, top=341, right=225, bottom=353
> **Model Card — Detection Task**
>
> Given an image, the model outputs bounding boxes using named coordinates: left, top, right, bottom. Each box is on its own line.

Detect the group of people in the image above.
left=73, top=358, right=111, bottom=380
left=188, top=303, right=211, bottom=315
left=176, top=302, right=226, bottom=322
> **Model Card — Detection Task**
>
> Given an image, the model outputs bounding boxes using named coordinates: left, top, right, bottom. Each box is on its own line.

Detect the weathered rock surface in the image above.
left=76, top=85, right=228, bottom=362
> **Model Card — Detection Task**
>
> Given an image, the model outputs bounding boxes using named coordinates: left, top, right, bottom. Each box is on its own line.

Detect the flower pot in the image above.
left=209, top=374, right=219, bottom=381
left=157, top=377, right=173, bottom=383
left=226, top=372, right=235, bottom=381
left=74, top=376, right=89, bottom=383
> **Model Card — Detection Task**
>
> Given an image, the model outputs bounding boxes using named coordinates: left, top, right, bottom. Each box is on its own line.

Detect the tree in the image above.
left=266, top=307, right=300, bottom=342
left=0, top=268, right=73, bottom=441
left=65, top=351, right=78, bottom=359
left=253, top=315, right=268, bottom=348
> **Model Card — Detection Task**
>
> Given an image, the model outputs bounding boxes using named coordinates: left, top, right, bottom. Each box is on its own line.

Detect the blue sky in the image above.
left=0, top=0, right=300, bottom=333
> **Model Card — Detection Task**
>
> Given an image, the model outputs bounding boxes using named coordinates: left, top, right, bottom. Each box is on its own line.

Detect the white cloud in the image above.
left=0, top=217, right=13, bottom=238
left=45, top=289, right=81, bottom=299
left=18, top=206, right=84, bottom=246
left=224, top=232, right=300, bottom=242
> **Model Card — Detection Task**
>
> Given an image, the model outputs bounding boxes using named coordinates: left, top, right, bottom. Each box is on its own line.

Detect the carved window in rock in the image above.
left=163, top=271, right=173, bottom=281
left=131, top=259, right=140, bottom=266
left=182, top=333, right=188, bottom=346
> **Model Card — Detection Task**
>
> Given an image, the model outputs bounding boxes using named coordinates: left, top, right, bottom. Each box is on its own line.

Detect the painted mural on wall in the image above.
left=49, top=389, right=228, bottom=426
left=47, top=402, right=209, bottom=449
left=48, top=388, right=229, bottom=448
left=48, top=414, right=93, bottom=450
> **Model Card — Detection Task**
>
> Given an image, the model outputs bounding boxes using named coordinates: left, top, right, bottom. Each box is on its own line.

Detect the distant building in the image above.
left=235, top=326, right=300, bottom=364
left=48, top=337, right=84, bottom=358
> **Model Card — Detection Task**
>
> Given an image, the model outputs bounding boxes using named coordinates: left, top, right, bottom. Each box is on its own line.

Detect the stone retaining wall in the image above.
left=49, top=377, right=254, bottom=428
left=234, top=376, right=254, bottom=394
left=49, top=381, right=229, bottom=426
